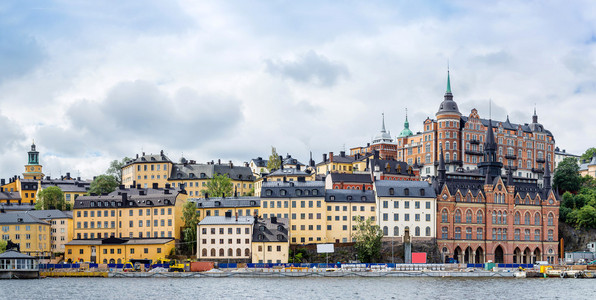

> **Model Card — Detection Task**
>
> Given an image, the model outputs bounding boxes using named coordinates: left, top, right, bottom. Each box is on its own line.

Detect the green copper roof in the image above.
left=446, top=70, right=452, bottom=94
left=398, top=113, right=413, bottom=137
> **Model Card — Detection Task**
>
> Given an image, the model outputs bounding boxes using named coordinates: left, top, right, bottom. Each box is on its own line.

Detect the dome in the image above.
left=372, top=113, right=394, bottom=144
left=398, top=114, right=413, bottom=137
left=436, top=70, right=461, bottom=117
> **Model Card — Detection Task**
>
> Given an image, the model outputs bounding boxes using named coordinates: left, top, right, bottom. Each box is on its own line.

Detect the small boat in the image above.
left=513, top=271, right=526, bottom=278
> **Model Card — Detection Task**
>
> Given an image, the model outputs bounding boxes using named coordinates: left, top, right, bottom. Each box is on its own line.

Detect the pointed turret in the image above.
left=446, top=69, right=452, bottom=94
left=438, top=146, right=446, bottom=186
left=543, top=155, right=552, bottom=190
left=398, top=108, right=414, bottom=137
left=485, top=170, right=492, bottom=185
left=436, top=69, right=461, bottom=117
left=506, top=167, right=513, bottom=186
left=478, top=118, right=503, bottom=180
left=532, top=107, right=538, bottom=124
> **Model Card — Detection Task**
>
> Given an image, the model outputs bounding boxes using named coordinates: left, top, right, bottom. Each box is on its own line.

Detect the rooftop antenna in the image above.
left=489, top=98, right=492, bottom=119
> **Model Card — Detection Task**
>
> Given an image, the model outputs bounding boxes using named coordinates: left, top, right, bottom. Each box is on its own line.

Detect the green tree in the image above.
left=181, top=201, right=199, bottom=255
left=35, top=186, right=67, bottom=210
left=581, top=147, right=596, bottom=162
left=0, top=240, right=6, bottom=253
left=352, top=217, right=383, bottom=263
left=554, top=157, right=581, bottom=194
left=575, top=205, right=596, bottom=229
left=88, top=175, right=119, bottom=195
left=204, top=173, right=233, bottom=197
left=106, top=157, right=132, bottom=184
left=267, top=146, right=281, bottom=171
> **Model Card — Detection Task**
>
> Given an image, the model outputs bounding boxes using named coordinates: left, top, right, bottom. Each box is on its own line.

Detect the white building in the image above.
left=374, top=180, right=437, bottom=240
left=197, top=213, right=254, bottom=261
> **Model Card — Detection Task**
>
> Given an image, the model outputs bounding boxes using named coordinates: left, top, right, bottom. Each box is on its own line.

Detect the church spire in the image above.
left=446, top=69, right=452, bottom=94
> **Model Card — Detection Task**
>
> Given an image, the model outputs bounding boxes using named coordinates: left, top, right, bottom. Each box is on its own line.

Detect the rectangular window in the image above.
left=394, top=201, right=399, bottom=209
left=415, top=201, right=420, bottom=209
left=404, top=214, right=410, bottom=221
left=404, top=201, right=410, bottom=209
left=383, top=213, right=388, bottom=221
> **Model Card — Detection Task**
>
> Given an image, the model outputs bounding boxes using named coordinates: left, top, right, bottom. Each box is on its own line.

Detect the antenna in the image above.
left=489, top=98, right=492, bottom=119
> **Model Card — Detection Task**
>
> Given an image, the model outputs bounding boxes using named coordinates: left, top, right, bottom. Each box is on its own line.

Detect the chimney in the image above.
left=142, top=152, right=145, bottom=156
left=362, top=184, right=366, bottom=192
left=340, top=151, right=345, bottom=157
left=136, top=154, right=139, bottom=159
left=136, top=184, right=141, bottom=189
left=0, top=179, right=4, bottom=185
left=205, top=192, right=209, bottom=199
left=296, top=164, right=301, bottom=171
left=225, top=211, right=232, bottom=218
left=229, top=161, right=233, bottom=168
left=160, top=149, right=164, bottom=156
left=374, top=150, right=380, bottom=160
left=152, top=183, right=158, bottom=189
left=66, top=172, right=71, bottom=178
left=77, top=177, right=81, bottom=181
left=271, top=216, right=277, bottom=224
left=218, top=159, right=221, bottom=165
left=329, top=152, right=334, bottom=162
left=121, top=192, right=127, bottom=202
left=235, top=212, right=238, bottom=222
left=323, top=153, right=327, bottom=162
left=234, top=187, right=238, bottom=198
left=165, top=183, right=171, bottom=189
left=0, top=187, right=3, bottom=192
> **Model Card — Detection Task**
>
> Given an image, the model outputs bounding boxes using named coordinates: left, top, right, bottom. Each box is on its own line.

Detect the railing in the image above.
left=505, top=154, right=517, bottom=160
left=465, top=150, right=483, bottom=156
left=470, top=139, right=480, bottom=145
left=532, top=168, right=544, bottom=173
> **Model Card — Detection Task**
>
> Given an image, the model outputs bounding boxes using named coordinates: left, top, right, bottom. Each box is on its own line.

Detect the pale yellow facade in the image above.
left=251, top=241, right=288, bottom=263
left=0, top=219, right=51, bottom=257
left=325, top=201, right=376, bottom=243
left=65, top=239, right=175, bottom=264
left=122, top=161, right=173, bottom=189
left=260, top=197, right=327, bottom=244
left=170, top=179, right=254, bottom=198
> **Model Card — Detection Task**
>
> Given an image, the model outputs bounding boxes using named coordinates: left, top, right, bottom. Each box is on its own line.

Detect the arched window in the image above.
left=425, top=226, right=431, bottom=236
left=524, top=212, right=531, bottom=225
left=441, top=209, right=448, bottom=223
left=548, top=213, right=554, bottom=226
left=515, top=196, right=519, bottom=204
left=476, top=210, right=483, bottom=224
left=453, top=152, right=458, bottom=161
left=534, top=213, right=541, bottom=225
left=453, top=142, right=457, bottom=151
left=383, top=226, right=388, bottom=236
left=446, top=141, right=450, bottom=150
left=415, top=226, right=420, bottom=236
left=202, top=249, right=208, bottom=257
left=245, top=248, right=250, bottom=256
left=548, top=230, right=554, bottom=241
left=389, top=188, right=394, bottom=195
left=219, top=249, right=225, bottom=257
left=492, top=211, right=497, bottom=224
left=404, top=188, right=409, bottom=196
left=503, top=211, right=507, bottom=224
left=456, top=194, right=461, bottom=202
left=497, top=211, right=502, bottom=224
left=211, top=249, right=216, bottom=256
left=466, top=194, right=471, bottom=202
left=237, top=248, right=241, bottom=257
left=466, top=210, right=472, bottom=223
left=454, top=210, right=462, bottom=223
left=394, top=226, right=399, bottom=236
left=515, top=212, right=521, bottom=225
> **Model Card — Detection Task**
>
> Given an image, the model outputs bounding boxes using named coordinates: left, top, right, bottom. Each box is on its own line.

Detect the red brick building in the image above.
left=433, top=119, right=559, bottom=264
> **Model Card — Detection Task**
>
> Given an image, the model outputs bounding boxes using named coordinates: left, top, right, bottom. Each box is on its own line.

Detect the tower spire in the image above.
left=381, top=113, right=386, bottom=132
left=446, top=69, right=452, bottom=94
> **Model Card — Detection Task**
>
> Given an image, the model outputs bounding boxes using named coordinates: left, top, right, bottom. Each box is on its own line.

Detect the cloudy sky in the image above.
left=1, top=0, right=595, bottom=180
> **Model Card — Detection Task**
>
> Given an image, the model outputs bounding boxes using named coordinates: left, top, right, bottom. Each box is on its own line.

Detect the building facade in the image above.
left=65, top=237, right=175, bottom=264
left=193, top=196, right=260, bottom=222
left=197, top=214, right=254, bottom=261
left=251, top=216, right=289, bottom=263
left=26, top=210, right=73, bottom=253
left=433, top=119, right=560, bottom=264
left=0, top=212, right=51, bottom=257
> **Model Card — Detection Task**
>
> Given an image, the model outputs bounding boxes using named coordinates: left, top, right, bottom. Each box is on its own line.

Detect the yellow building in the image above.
left=39, top=178, right=90, bottom=208
left=251, top=216, right=289, bottom=263
left=197, top=214, right=254, bottom=261
left=23, top=143, right=44, bottom=180
left=72, top=186, right=187, bottom=240
left=0, top=212, right=51, bottom=257
left=193, top=196, right=260, bottom=222
left=260, top=181, right=327, bottom=244
left=315, top=151, right=356, bottom=175
left=324, top=190, right=377, bottom=243
left=579, top=155, right=596, bottom=178
left=122, top=151, right=173, bottom=189
left=0, top=189, right=22, bottom=206
left=65, top=237, right=175, bottom=264
left=1, top=177, right=38, bottom=205
left=26, top=210, right=73, bottom=254
left=169, top=160, right=255, bottom=197
left=254, top=167, right=316, bottom=197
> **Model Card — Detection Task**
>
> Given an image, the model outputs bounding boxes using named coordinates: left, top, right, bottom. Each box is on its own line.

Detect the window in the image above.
left=548, top=213, right=554, bottom=226
left=441, top=227, right=448, bottom=239
left=415, top=227, right=420, bottom=236
left=535, top=229, right=540, bottom=241
left=514, top=229, right=520, bottom=240
left=465, top=210, right=472, bottom=223
left=476, top=211, right=483, bottom=224
left=525, top=229, right=530, bottom=241
left=548, top=230, right=554, bottom=241
left=383, top=226, right=388, bottom=235
left=454, top=227, right=461, bottom=239
left=515, top=212, right=520, bottom=225
left=425, top=226, right=431, bottom=236
left=476, top=228, right=483, bottom=240
left=441, top=209, right=448, bottom=223
left=454, top=210, right=461, bottom=223
left=466, top=227, right=472, bottom=240
left=535, top=213, right=541, bottom=225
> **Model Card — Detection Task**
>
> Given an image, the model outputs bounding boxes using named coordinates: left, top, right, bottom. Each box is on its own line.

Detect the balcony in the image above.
left=505, top=154, right=517, bottom=160
left=532, top=168, right=544, bottom=173
left=536, top=158, right=545, bottom=163
left=470, top=139, right=480, bottom=145
left=465, top=150, right=483, bottom=156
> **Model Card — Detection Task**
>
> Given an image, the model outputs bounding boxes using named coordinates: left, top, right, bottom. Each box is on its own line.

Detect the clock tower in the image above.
left=23, top=142, right=44, bottom=180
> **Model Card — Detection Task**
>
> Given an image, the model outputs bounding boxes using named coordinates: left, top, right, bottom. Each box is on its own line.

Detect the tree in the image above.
left=352, top=217, right=383, bottom=263
left=554, top=157, right=581, bottom=194
left=204, top=173, right=233, bottom=197
left=581, top=147, right=596, bottom=162
left=0, top=240, right=6, bottom=254
left=88, top=175, right=119, bottom=195
left=35, top=186, right=67, bottom=210
left=267, top=147, right=281, bottom=171
left=575, top=205, right=596, bottom=229
left=181, top=201, right=199, bottom=255
left=106, top=157, right=132, bottom=184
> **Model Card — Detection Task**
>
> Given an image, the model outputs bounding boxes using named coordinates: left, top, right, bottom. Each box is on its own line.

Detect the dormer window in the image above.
left=296, top=190, right=302, bottom=196
left=389, top=188, right=395, bottom=196
left=420, top=189, right=425, bottom=196
left=330, top=196, right=335, bottom=201
left=280, top=189, right=287, bottom=196
left=265, top=190, right=272, bottom=196
left=404, top=188, right=410, bottom=196
left=361, top=196, right=367, bottom=201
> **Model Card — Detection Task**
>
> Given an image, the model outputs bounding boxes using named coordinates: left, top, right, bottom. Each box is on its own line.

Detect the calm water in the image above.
left=2, top=277, right=595, bottom=300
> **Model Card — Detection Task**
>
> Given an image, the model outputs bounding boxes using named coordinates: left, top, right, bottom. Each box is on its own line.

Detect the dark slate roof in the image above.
left=268, top=168, right=310, bottom=177
left=251, top=157, right=268, bottom=168
left=461, top=116, right=553, bottom=137
left=198, top=216, right=255, bottom=226
left=124, top=151, right=172, bottom=166
left=0, top=212, right=49, bottom=225
left=328, top=173, right=372, bottom=184
left=0, top=204, right=35, bottom=211
left=253, top=217, right=289, bottom=243
left=19, top=179, right=38, bottom=191
left=375, top=180, right=436, bottom=198
left=40, top=180, right=91, bottom=193
left=66, top=238, right=174, bottom=245
left=192, top=197, right=260, bottom=208
left=371, top=159, right=413, bottom=176
left=26, top=210, right=72, bottom=220
left=73, top=187, right=181, bottom=209
left=282, top=155, right=305, bottom=166
left=316, top=153, right=356, bottom=166
left=0, top=191, right=21, bottom=200
left=325, top=189, right=375, bottom=203
left=0, top=250, right=34, bottom=259
left=170, top=163, right=254, bottom=181
left=261, top=181, right=325, bottom=198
